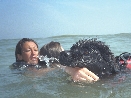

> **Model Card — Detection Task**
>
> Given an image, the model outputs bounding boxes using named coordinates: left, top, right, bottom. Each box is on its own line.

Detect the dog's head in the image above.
left=59, top=38, right=119, bottom=78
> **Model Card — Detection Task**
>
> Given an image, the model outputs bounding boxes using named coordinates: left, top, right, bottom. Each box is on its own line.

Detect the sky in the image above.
left=0, top=0, right=131, bottom=39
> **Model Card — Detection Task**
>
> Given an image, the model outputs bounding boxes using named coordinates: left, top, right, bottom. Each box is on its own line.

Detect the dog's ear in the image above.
left=59, top=51, right=73, bottom=66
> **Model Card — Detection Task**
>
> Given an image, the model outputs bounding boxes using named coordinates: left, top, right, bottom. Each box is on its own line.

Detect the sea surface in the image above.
left=0, top=33, right=131, bottom=98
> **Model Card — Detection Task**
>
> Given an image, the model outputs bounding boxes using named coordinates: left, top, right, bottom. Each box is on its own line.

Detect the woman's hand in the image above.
left=64, top=66, right=99, bottom=83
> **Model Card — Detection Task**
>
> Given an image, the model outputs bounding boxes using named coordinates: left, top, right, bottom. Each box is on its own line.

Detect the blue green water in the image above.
left=0, top=33, right=131, bottom=98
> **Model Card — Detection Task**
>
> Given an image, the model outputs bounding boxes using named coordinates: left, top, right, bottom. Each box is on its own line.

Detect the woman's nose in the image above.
left=31, top=50, right=36, bottom=55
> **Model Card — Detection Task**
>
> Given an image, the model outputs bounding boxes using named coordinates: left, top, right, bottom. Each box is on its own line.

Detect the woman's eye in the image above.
left=23, top=49, right=31, bottom=52
left=34, top=49, right=38, bottom=51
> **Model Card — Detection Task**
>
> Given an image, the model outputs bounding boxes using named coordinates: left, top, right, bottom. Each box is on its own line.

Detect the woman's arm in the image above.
left=61, top=65, right=99, bottom=83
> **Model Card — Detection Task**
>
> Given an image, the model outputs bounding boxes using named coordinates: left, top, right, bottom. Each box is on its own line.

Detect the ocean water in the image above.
left=0, top=33, right=131, bottom=98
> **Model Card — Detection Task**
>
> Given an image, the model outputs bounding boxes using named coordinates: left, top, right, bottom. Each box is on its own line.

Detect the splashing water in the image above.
left=37, top=55, right=59, bottom=67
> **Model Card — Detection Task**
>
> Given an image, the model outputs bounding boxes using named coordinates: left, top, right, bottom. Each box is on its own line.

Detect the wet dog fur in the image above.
left=59, top=38, right=119, bottom=78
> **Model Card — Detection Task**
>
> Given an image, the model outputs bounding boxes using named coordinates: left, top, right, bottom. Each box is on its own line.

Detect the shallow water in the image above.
left=0, top=33, right=131, bottom=98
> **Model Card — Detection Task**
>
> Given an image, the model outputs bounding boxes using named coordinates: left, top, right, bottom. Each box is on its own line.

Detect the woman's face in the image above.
left=18, top=41, right=39, bottom=65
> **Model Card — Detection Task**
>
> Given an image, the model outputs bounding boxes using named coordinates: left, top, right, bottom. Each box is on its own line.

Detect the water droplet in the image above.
left=38, top=55, right=59, bottom=68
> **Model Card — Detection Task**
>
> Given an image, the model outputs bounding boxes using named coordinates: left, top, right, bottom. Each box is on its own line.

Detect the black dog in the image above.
left=59, top=38, right=119, bottom=79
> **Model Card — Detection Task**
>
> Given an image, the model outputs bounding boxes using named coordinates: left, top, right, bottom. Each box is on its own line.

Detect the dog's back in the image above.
left=59, top=38, right=119, bottom=78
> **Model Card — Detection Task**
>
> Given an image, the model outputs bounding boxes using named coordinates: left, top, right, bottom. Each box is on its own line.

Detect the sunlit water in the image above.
left=0, top=33, right=131, bottom=98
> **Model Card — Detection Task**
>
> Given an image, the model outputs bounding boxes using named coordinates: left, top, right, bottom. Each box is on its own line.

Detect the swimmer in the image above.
left=11, top=38, right=99, bottom=82
left=115, top=52, right=131, bottom=70
left=11, top=38, right=42, bottom=70
left=40, top=41, right=99, bottom=82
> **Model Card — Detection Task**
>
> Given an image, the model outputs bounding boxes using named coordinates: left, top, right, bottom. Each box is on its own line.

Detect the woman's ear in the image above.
left=17, top=54, right=23, bottom=60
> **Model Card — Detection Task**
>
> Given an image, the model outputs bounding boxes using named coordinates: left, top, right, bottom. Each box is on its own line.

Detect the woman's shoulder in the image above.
left=10, top=62, right=47, bottom=70
left=10, top=62, right=29, bottom=70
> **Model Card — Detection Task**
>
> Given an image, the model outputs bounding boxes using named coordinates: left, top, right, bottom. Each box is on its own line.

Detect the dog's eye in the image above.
left=84, top=52, right=88, bottom=54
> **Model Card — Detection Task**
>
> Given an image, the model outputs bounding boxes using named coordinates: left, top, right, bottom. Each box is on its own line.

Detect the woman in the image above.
left=11, top=38, right=99, bottom=82
left=15, top=38, right=39, bottom=65
left=11, top=38, right=44, bottom=70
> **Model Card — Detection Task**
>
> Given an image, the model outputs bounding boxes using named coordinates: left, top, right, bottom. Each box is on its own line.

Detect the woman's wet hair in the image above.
left=15, top=38, right=38, bottom=62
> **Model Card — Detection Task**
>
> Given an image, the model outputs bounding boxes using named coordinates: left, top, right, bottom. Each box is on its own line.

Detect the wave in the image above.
left=44, top=32, right=131, bottom=39
left=0, top=33, right=130, bottom=41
